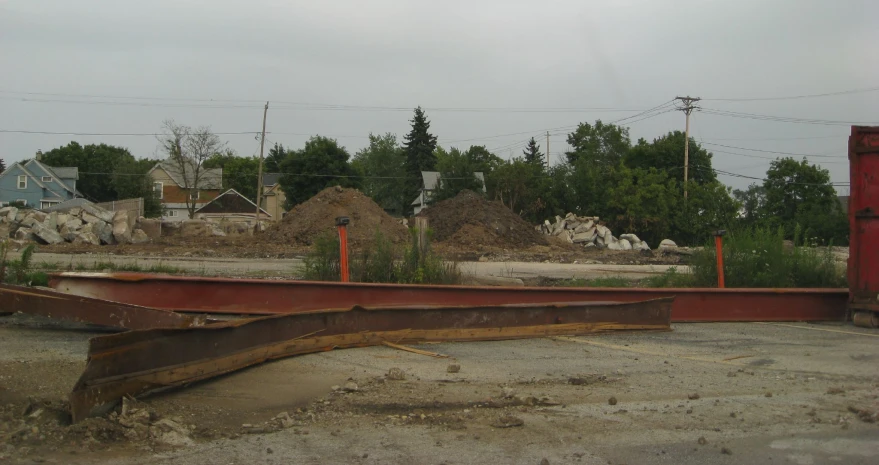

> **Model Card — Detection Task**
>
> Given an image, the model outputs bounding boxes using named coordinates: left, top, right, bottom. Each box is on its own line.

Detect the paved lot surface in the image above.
left=33, top=252, right=684, bottom=280
left=1, top=316, right=877, bottom=465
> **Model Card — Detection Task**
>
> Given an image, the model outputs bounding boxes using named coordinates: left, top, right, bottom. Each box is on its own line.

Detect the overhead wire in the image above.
left=699, top=108, right=878, bottom=126
left=703, top=86, right=879, bottom=102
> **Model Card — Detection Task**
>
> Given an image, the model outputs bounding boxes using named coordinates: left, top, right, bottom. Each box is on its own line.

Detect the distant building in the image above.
left=194, top=188, right=271, bottom=223
left=148, top=159, right=223, bottom=221
left=0, top=159, right=80, bottom=209
left=411, top=171, right=485, bottom=215
left=260, top=173, right=287, bottom=221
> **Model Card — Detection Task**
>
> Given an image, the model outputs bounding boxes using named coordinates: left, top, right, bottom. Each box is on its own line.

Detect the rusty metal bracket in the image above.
left=69, top=297, right=673, bottom=422
left=0, top=284, right=203, bottom=330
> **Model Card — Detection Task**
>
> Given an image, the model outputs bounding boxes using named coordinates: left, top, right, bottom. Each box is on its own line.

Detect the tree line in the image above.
left=25, top=108, right=848, bottom=246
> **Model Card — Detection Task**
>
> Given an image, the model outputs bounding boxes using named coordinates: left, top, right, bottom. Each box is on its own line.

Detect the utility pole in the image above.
left=254, top=101, right=269, bottom=231
left=675, top=96, right=700, bottom=199
left=546, top=131, right=550, bottom=169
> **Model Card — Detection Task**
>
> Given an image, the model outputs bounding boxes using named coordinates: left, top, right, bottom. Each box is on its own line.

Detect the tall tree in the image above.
left=761, top=157, right=845, bottom=243
left=204, top=149, right=260, bottom=201
left=565, top=120, right=631, bottom=166
left=41, top=141, right=137, bottom=201
left=0, top=158, right=5, bottom=173
left=403, top=107, right=438, bottom=210
left=158, top=120, right=226, bottom=218
left=111, top=158, right=164, bottom=218
left=265, top=142, right=286, bottom=173
left=523, top=137, right=543, bottom=165
left=433, top=147, right=484, bottom=203
left=351, top=133, right=406, bottom=214
left=624, top=131, right=716, bottom=184
left=279, top=136, right=358, bottom=208
left=733, top=183, right=766, bottom=228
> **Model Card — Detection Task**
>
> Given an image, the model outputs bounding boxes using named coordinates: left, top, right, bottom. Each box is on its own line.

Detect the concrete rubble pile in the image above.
left=0, top=204, right=153, bottom=246
left=536, top=213, right=653, bottom=251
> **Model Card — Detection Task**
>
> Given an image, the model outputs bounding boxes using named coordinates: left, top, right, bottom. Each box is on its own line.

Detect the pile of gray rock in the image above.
left=0, top=204, right=151, bottom=246
left=537, top=213, right=651, bottom=251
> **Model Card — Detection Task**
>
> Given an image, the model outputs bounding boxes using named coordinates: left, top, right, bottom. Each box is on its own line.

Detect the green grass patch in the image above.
left=689, top=226, right=845, bottom=288
left=304, top=228, right=462, bottom=285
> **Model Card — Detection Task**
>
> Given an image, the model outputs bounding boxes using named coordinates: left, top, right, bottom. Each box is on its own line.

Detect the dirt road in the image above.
left=1, top=315, right=877, bottom=464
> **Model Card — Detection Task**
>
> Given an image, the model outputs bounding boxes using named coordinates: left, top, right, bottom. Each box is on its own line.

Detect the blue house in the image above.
left=0, top=159, right=80, bottom=210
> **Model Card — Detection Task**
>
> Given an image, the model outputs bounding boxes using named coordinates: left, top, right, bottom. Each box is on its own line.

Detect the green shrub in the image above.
left=690, top=226, right=845, bottom=288
left=303, top=233, right=342, bottom=281
left=303, top=228, right=461, bottom=285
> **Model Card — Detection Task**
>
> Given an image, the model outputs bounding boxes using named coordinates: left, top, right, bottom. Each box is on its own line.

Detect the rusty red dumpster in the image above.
left=848, top=126, right=879, bottom=327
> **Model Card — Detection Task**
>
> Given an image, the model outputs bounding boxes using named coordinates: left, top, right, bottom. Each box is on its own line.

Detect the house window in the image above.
left=17, top=176, right=27, bottom=189
left=190, top=190, right=200, bottom=201
left=41, top=176, right=53, bottom=182
left=153, top=182, right=163, bottom=200
left=0, top=202, right=8, bottom=207
left=167, top=210, right=179, bottom=218
left=15, top=199, right=27, bottom=207
left=40, top=200, right=60, bottom=210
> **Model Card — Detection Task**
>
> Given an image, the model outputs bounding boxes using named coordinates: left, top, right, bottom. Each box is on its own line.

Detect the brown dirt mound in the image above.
left=419, top=190, right=548, bottom=249
left=264, top=186, right=408, bottom=246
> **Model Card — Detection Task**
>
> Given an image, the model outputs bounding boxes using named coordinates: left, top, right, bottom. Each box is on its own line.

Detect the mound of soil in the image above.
left=264, top=186, right=408, bottom=246
left=419, top=190, right=547, bottom=249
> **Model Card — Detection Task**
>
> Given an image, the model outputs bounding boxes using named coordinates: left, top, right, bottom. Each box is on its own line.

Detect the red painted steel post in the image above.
left=714, top=230, right=726, bottom=288
left=336, top=216, right=350, bottom=282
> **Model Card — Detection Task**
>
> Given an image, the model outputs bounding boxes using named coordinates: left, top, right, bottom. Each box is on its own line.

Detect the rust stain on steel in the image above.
left=50, top=273, right=848, bottom=322
left=69, top=298, right=673, bottom=423
left=0, top=284, right=203, bottom=330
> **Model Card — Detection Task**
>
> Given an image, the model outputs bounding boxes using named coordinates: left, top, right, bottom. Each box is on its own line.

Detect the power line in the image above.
left=699, top=108, right=878, bottom=126
left=0, top=129, right=261, bottom=137
left=701, top=142, right=845, bottom=159
left=703, top=86, right=879, bottom=102
left=701, top=134, right=846, bottom=141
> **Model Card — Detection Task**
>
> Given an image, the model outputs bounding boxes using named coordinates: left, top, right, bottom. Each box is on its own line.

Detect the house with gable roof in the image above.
left=0, top=158, right=81, bottom=209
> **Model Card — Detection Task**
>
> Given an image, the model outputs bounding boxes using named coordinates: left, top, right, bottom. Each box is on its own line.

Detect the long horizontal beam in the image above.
left=50, top=273, right=848, bottom=322
left=0, top=284, right=204, bottom=330
left=70, top=298, right=673, bottom=422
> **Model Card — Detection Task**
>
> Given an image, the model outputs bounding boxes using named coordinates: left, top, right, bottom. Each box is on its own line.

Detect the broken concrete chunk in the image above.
left=13, top=227, right=34, bottom=241
left=113, top=219, right=132, bottom=244
left=73, top=231, right=101, bottom=246
left=387, top=368, right=406, bottom=380
left=618, top=239, right=633, bottom=251
left=659, top=239, right=677, bottom=249
left=81, top=212, right=101, bottom=224
left=81, top=203, right=115, bottom=223
left=620, top=233, right=641, bottom=243
left=131, top=229, right=149, bottom=244
left=32, top=224, right=64, bottom=244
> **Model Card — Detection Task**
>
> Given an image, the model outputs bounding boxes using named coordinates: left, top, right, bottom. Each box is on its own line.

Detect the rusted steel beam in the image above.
left=50, top=273, right=848, bottom=322
left=70, top=298, right=673, bottom=422
left=0, top=284, right=203, bottom=330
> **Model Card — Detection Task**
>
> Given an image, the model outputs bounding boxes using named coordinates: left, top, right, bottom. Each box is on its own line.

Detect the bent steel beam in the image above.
left=70, top=298, right=673, bottom=423
left=50, top=273, right=848, bottom=322
left=0, top=284, right=203, bottom=330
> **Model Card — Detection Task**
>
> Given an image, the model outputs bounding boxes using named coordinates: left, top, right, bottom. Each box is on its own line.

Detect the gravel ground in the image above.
left=1, top=315, right=877, bottom=465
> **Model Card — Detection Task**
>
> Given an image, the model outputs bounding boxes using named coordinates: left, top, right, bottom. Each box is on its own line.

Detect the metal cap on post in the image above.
left=713, top=230, right=727, bottom=289
left=335, top=216, right=350, bottom=283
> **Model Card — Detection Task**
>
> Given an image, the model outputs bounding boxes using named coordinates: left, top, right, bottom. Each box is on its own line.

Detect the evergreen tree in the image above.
left=523, top=137, right=543, bottom=165
left=0, top=158, right=5, bottom=173
left=403, top=106, right=438, bottom=211
left=265, top=142, right=286, bottom=173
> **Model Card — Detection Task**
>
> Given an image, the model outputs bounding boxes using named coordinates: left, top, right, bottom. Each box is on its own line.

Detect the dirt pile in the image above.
left=264, top=186, right=408, bottom=246
left=419, top=190, right=547, bottom=249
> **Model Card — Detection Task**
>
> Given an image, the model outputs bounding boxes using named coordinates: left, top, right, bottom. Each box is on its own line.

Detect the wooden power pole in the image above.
left=254, top=101, right=269, bottom=231
left=546, top=131, right=550, bottom=168
left=675, top=96, right=700, bottom=199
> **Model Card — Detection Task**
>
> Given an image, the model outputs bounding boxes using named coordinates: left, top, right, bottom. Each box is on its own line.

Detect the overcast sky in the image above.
left=1, top=0, right=877, bottom=192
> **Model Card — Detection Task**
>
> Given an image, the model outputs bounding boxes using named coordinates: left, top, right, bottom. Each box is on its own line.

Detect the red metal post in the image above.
left=336, top=216, right=350, bottom=282
left=714, top=230, right=726, bottom=288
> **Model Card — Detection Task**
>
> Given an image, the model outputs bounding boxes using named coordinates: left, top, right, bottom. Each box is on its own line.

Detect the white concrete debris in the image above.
left=538, top=213, right=653, bottom=251
left=0, top=204, right=261, bottom=246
